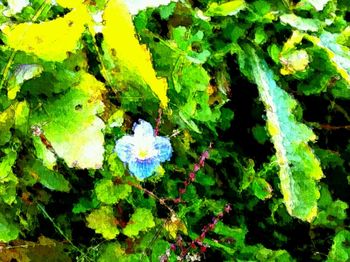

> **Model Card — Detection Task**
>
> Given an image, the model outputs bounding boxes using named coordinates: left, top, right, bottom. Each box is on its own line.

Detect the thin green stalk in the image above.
left=37, top=203, right=92, bottom=262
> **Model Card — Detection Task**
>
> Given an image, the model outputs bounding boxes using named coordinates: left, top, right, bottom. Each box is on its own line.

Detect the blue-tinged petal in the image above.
left=115, top=135, right=135, bottom=163
left=128, top=158, right=160, bottom=180
left=133, top=119, right=154, bottom=138
left=154, top=136, right=172, bottom=162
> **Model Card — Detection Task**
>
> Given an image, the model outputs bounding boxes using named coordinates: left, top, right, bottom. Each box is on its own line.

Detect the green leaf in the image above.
left=240, top=46, right=323, bottom=222
left=95, top=179, right=132, bottom=204
left=0, top=148, right=18, bottom=204
left=251, top=178, right=273, bottom=200
left=213, top=221, right=247, bottom=249
left=327, top=230, right=350, bottom=262
left=158, top=2, right=176, bottom=20
left=0, top=212, right=20, bottom=242
left=97, top=242, right=124, bottom=262
left=252, top=125, right=269, bottom=144
left=7, top=64, right=43, bottom=100
left=86, top=206, right=119, bottom=240
left=24, top=160, right=71, bottom=192
left=304, top=0, right=330, bottom=11
left=268, top=44, right=281, bottom=64
left=0, top=105, right=15, bottom=146
left=195, top=170, right=216, bottom=186
left=72, top=196, right=99, bottom=214
left=14, top=101, right=30, bottom=135
left=30, top=73, right=106, bottom=169
left=97, top=242, right=150, bottom=262
left=123, top=208, right=155, bottom=237
left=171, top=27, right=211, bottom=64
left=239, top=244, right=295, bottom=261
left=280, top=14, right=321, bottom=32
left=307, top=32, right=350, bottom=85
left=312, top=185, right=348, bottom=229
left=106, top=154, right=126, bottom=178
left=151, top=239, right=171, bottom=262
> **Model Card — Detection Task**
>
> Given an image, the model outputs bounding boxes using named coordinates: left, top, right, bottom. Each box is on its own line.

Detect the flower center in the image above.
left=134, top=143, right=158, bottom=160
left=137, top=148, right=150, bottom=160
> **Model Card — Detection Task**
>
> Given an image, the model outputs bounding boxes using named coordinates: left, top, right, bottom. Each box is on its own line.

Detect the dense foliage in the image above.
left=0, top=0, right=349, bottom=261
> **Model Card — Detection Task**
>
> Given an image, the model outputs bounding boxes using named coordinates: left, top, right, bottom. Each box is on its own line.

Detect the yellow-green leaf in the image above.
left=205, top=0, right=246, bottom=17
left=31, top=73, right=106, bottom=169
left=86, top=206, right=119, bottom=240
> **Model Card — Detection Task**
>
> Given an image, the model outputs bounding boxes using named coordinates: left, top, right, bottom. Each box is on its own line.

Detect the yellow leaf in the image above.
left=3, top=6, right=90, bottom=61
left=56, top=0, right=83, bottom=8
left=164, top=213, right=188, bottom=239
left=102, top=0, right=169, bottom=107
left=280, top=50, right=309, bottom=75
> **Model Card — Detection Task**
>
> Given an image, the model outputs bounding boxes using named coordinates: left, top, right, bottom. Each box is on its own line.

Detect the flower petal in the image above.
left=114, top=135, right=135, bottom=163
left=128, top=158, right=160, bottom=180
left=133, top=119, right=154, bottom=138
left=154, top=136, right=172, bottom=162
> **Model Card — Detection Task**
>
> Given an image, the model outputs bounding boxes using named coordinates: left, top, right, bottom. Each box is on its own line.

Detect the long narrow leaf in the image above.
left=241, top=45, right=323, bottom=222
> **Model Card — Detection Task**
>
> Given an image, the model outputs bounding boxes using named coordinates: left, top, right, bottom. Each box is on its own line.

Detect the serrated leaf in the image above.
left=241, top=46, right=323, bottom=222
left=102, top=0, right=169, bottom=107
left=0, top=212, right=20, bottom=242
left=328, top=230, right=350, bottom=262
left=123, top=208, right=155, bottom=237
left=95, top=179, right=132, bottom=204
left=86, top=206, right=119, bottom=240
left=31, top=73, right=106, bottom=169
left=2, top=6, right=90, bottom=61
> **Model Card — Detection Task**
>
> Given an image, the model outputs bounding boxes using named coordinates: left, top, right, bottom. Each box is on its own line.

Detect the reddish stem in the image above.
left=154, top=108, right=163, bottom=136
left=180, top=203, right=232, bottom=259
left=176, top=143, right=212, bottom=203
